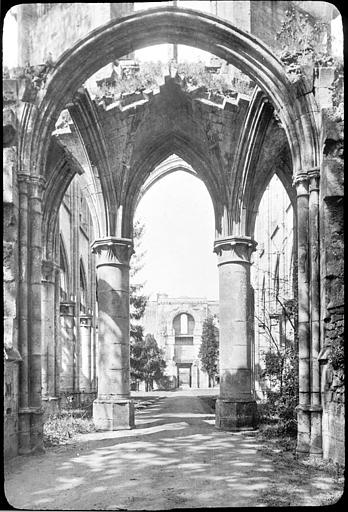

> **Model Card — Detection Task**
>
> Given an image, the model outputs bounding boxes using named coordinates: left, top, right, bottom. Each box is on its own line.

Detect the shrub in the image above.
left=43, top=411, right=96, bottom=447
left=261, top=345, right=298, bottom=436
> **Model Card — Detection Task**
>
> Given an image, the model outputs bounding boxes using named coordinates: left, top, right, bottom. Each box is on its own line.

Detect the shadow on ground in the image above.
left=4, top=393, right=342, bottom=510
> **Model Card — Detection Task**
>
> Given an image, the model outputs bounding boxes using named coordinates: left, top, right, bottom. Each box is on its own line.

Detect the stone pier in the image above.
left=91, top=237, right=134, bottom=430
left=294, top=173, right=311, bottom=455
left=308, top=169, right=323, bottom=457
left=214, top=236, right=258, bottom=430
left=41, top=259, right=60, bottom=415
left=79, top=314, right=93, bottom=397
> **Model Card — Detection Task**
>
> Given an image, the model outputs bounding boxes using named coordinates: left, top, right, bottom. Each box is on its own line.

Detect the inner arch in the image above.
left=34, top=6, right=320, bottom=183
left=134, top=165, right=218, bottom=300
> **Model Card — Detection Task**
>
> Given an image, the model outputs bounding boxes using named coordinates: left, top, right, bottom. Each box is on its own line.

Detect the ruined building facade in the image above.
left=143, top=295, right=220, bottom=389
left=3, top=2, right=344, bottom=464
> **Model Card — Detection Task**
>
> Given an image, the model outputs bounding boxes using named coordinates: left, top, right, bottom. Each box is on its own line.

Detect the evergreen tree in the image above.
left=199, top=315, right=219, bottom=386
left=129, top=220, right=166, bottom=390
left=129, top=219, right=148, bottom=388
left=130, top=220, right=147, bottom=324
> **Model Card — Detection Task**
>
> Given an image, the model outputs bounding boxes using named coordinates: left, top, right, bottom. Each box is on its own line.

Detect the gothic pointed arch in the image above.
left=24, top=6, right=320, bottom=235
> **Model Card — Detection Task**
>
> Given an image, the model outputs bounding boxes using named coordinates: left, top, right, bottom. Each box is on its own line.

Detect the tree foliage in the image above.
left=261, top=345, right=298, bottom=435
left=130, top=220, right=148, bottom=324
left=255, top=293, right=299, bottom=435
left=199, top=315, right=219, bottom=384
left=129, top=220, right=166, bottom=390
left=130, top=334, right=167, bottom=391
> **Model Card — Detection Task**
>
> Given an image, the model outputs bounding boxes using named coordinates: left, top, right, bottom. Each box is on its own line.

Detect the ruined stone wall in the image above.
left=321, top=305, right=345, bottom=465
left=58, top=176, right=97, bottom=406
left=143, top=297, right=218, bottom=388
left=319, top=99, right=344, bottom=465
left=16, top=3, right=134, bottom=67
left=3, top=80, right=20, bottom=458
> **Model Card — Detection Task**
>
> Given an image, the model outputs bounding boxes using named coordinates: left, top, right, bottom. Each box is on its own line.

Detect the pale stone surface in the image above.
left=214, top=237, right=257, bottom=429
left=2, top=2, right=344, bottom=463
left=93, top=399, right=135, bottom=430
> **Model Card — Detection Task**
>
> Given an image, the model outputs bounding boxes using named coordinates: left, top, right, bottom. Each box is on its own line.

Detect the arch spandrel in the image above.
left=29, top=6, right=320, bottom=196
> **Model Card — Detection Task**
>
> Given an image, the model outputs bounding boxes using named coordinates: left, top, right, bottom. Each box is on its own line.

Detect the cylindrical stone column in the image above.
left=27, top=176, right=46, bottom=453
left=214, top=236, right=258, bottom=430
left=41, top=259, right=60, bottom=415
left=294, top=173, right=311, bottom=455
left=308, top=169, right=322, bottom=457
left=91, top=237, right=134, bottom=430
left=79, top=315, right=92, bottom=396
left=17, top=173, right=31, bottom=454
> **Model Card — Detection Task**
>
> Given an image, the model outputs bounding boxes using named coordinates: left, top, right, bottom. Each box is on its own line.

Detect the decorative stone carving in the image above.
left=214, top=236, right=257, bottom=264
left=91, top=237, right=134, bottom=266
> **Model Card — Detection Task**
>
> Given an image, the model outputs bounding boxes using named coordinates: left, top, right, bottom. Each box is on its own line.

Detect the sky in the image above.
left=134, top=171, right=219, bottom=300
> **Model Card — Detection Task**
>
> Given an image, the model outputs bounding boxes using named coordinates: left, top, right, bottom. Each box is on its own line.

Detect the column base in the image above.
left=296, top=404, right=311, bottom=456
left=93, top=399, right=135, bottom=430
left=215, top=398, right=258, bottom=431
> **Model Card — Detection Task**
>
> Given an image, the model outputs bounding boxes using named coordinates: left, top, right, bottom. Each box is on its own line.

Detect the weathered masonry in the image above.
left=3, top=3, right=344, bottom=464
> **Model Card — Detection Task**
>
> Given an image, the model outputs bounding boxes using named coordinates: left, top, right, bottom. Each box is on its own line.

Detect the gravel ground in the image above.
left=4, top=390, right=343, bottom=509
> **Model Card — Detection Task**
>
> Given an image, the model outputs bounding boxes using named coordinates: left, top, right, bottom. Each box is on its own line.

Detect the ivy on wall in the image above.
left=275, top=6, right=333, bottom=66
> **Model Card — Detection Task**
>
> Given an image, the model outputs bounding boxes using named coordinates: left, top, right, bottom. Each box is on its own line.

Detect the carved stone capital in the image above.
left=91, top=237, right=134, bottom=267
left=308, top=168, right=320, bottom=192
left=214, top=236, right=257, bottom=265
left=29, top=175, right=46, bottom=198
left=80, top=315, right=92, bottom=327
left=60, top=302, right=75, bottom=316
left=17, top=172, right=31, bottom=186
left=293, top=171, right=309, bottom=197
left=41, top=259, right=59, bottom=283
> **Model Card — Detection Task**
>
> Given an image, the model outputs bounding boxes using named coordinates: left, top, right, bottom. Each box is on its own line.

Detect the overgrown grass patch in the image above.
left=43, top=410, right=96, bottom=447
left=255, top=423, right=345, bottom=506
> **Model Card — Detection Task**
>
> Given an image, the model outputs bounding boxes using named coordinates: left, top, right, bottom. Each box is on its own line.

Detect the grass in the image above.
left=43, top=409, right=96, bottom=447
left=43, top=398, right=158, bottom=447
left=254, top=423, right=345, bottom=507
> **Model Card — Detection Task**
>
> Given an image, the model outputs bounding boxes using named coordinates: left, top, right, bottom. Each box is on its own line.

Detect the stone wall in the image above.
left=143, top=296, right=219, bottom=388
left=321, top=304, right=345, bottom=465
left=319, top=75, right=344, bottom=464
left=3, top=108, right=20, bottom=457
left=58, top=176, right=98, bottom=406
left=16, top=3, right=134, bottom=67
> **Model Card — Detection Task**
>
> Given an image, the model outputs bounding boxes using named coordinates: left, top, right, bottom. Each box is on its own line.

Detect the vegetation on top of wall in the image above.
left=275, top=6, right=334, bottom=67
left=92, top=60, right=254, bottom=105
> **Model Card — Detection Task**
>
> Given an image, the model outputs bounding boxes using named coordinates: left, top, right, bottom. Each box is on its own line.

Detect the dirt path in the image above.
left=4, top=392, right=342, bottom=509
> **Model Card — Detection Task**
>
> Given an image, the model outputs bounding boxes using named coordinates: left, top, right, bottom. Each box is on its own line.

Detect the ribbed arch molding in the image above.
left=27, top=6, right=320, bottom=238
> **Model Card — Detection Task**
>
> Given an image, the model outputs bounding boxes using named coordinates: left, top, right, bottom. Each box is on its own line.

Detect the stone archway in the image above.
left=17, top=6, right=322, bottom=455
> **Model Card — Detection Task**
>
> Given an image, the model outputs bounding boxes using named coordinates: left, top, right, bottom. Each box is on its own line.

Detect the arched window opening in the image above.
left=252, top=173, right=295, bottom=399
left=59, top=240, right=69, bottom=301
left=133, top=162, right=218, bottom=301
left=80, top=261, right=88, bottom=313
left=173, top=313, right=195, bottom=345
